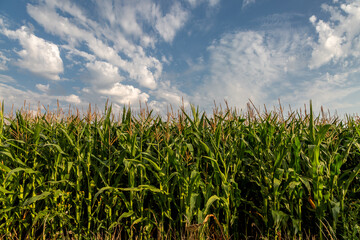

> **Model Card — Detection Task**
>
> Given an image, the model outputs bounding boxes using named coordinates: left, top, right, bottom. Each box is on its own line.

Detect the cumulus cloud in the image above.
left=1, top=26, right=63, bottom=80
left=309, top=0, right=360, bottom=69
left=15, top=0, right=193, bottom=112
left=17, top=0, right=195, bottom=112
left=82, top=61, right=151, bottom=107
left=86, top=61, right=123, bottom=88
left=64, top=94, right=81, bottom=104
left=98, top=83, right=149, bottom=105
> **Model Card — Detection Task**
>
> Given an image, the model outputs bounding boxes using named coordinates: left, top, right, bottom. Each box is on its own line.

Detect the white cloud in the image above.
left=98, top=83, right=149, bottom=105
left=187, top=0, right=220, bottom=8
left=242, top=0, right=256, bottom=9
left=81, top=59, right=151, bottom=109
left=62, top=45, right=96, bottom=62
left=146, top=81, right=190, bottom=116
left=86, top=61, right=123, bottom=88
left=13, top=0, right=195, bottom=113
left=0, top=82, right=85, bottom=113
left=0, top=74, right=16, bottom=83
left=0, top=83, right=40, bottom=107
left=281, top=69, right=360, bottom=113
left=36, top=83, right=50, bottom=92
left=208, top=0, right=220, bottom=7
left=1, top=25, right=63, bottom=80
left=152, top=81, right=189, bottom=106
left=26, top=4, right=91, bottom=46
left=155, top=2, right=189, bottom=43
left=198, top=30, right=310, bottom=110
left=27, top=0, right=160, bottom=89
left=64, top=94, right=81, bottom=104
left=309, top=0, right=360, bottom=69
left=118, top=5, right=143, bottom=37
left=0, top=51, right=9, bottom=70
left=187, top=0, right=198, bottom=7
left=94, top=0, right=158, bottom=48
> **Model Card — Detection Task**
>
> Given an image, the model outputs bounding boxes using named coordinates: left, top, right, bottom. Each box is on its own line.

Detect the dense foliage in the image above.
left=0, top=102, right=360, bottom=239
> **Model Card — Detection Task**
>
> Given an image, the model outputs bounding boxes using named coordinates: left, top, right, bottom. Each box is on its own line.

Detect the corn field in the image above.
left=0, top=101, right=360, bottom=239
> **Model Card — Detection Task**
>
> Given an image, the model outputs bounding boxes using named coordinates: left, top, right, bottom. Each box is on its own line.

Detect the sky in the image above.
left=1, top=0, right=360, bottom=117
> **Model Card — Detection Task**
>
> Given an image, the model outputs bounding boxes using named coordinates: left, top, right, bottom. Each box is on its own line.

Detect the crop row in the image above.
left=0, top=102, right=359, bottom=239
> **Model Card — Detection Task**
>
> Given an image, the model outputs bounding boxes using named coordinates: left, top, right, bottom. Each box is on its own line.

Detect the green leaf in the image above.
left=299, top=176, right=312, bottom=194
left=94, top=186, right=114, bottom=201
left=0, top=161, right=11, bottom=173
left=44, top=143, right=66, bottom=154
left=138, top=185, right=166, bottom=194
left=60, top=128, right=75, bottom=147
left=142, top=156, right=162, bottom=172
left=23, top=191, right=51, bottom=206
left=6, top=167, right=38, bottom=180
left=271, top=210, right=288, bottom=228
left=0, top=186, right=14, bottom=194
left=199, top=139, right=210, bottom=155
left=204, top=195, right=220, bottom=215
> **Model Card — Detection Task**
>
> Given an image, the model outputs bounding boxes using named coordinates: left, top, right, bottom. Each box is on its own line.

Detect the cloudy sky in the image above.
left=1, top=0, right=360, bottom=116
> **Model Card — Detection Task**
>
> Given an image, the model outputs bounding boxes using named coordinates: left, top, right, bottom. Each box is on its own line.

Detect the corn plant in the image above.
left=0, top=100, right=360, bottom=239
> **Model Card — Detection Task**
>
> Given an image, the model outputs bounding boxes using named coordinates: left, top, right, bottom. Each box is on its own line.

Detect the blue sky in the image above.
left=1, top=0, right=360, bottom=116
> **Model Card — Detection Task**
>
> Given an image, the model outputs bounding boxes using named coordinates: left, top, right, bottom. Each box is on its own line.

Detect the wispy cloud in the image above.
left=186, top=0, right=220, bottom=8
left=0, top=51, right=9, bottom=71
left=0, top=0, right=194, bottom=113
left=3, top=0, right=359, bottom=117
left=35, top=83, right=50, bottom=92
left=188, top=1, right=360, bottom=114
left=26, top=0, right=162, bottom=89
left=0, top=79, right=82, bottom=110
left=242, top=0, right=256, bottom=9
left=195, top=29, right=311, bottom=110
left=95, top=0, right=190, bottom=44
left=155, top=2, right=189, bottom=43
left=281, top=69, right=360, bottom=113
left=0, top=74, right=16, bottom=83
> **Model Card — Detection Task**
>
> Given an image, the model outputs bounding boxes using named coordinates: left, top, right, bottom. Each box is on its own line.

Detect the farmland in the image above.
left=0, top=101, right=360, bottom=239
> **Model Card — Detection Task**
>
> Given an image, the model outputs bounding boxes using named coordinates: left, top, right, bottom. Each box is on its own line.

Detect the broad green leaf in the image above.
left=204, top=195, right=220, bottom=215
left=23, top=191, right=51, bottom=206
left=6, top=167, right=38, bottom=180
